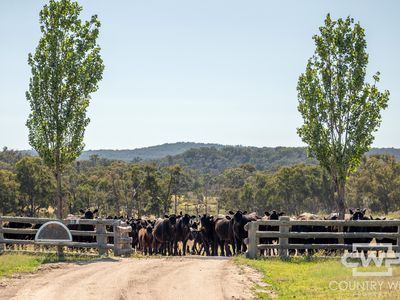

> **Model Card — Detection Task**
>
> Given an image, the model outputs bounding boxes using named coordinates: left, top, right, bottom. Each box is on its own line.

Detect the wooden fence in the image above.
left=244, top=216, right=400, bottom=259
left=0, top=216, right=133, bottom=257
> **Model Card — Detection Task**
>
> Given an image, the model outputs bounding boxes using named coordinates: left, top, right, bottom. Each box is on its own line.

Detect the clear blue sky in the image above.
left=0, top=0, right=399, bottom=150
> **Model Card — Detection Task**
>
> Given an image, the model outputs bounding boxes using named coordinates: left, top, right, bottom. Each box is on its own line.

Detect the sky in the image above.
left=0, top=0, right=399, bottom=150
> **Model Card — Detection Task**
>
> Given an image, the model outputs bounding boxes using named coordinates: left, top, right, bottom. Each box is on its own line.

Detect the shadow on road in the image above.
left=73, top=257, right=120, bottom=265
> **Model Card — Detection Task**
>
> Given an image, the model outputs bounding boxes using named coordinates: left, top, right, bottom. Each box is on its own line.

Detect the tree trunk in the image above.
left=337, top=179, right=346, bottom=220
left=55, top=169, right=63, bottom=219
left=384, top=196, right=389, bottom=215
left=30, top=196, right=34, bottom=217
left=137, top=197, right=141, bottom=218
left=205, top=195, right=208, bottom=215
left=174, top=194, right=177, bottom=215
left=111, top=178, right=120, bottom=215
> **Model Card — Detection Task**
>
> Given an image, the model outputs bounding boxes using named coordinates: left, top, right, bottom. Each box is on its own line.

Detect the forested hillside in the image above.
left=17, top=144, right=400, bottom=175
left=78, top=142, right=224, bottom=161
left=156, top=145, right=400, bottom=174
left=157, top=146, right=315, bottom=174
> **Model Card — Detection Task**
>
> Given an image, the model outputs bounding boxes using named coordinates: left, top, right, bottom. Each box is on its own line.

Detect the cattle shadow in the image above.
left=175, top=255, right=231, bottom=261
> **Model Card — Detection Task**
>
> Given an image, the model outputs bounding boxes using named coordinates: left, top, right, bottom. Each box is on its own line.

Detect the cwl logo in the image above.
left=341, top=243, right=400, bottom=277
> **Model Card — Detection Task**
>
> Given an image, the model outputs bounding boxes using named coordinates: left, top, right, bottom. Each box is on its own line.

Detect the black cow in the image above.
left=260, top=210, right=284, bottom=256
left=128, top=219, right=143, bottom=250
left=199, top=214, right=216, bottom=256
left=290, top=213, right=325, bottom=256
left=67, top=209, right=98, bottom=243
left=345, top=208, right=371, bottom=255
left=370, top=216, right=397, bottom=257
left=152, top=214, right=177, bottom=255
left=174, top=212, right=195, bottom=256
left=187, top=220, right=203, bottom=255
left=229, top=210, right=259, bottom=254
left=214, top=216, right=233, bottom=256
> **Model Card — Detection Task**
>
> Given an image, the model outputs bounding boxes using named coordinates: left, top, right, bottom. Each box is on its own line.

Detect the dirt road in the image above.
left=0, top=257, right=261, bottom=300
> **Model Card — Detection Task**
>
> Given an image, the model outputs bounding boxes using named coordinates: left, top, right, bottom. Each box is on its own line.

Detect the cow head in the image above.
left=264, top=210, right=284, bottom=220
left=200, top=214, right=214, bottom=235
left=229, top=210, right=248, bottom=223
left=349, top=208, right=367, bottom=220
left=168, top=214, right=177, bottom=226
left=79, top=209, right=98, bottom=219
left=180, top=214, right=192, bottom=226
left=146, top=224, right=153, bottom=234
left=190, top=220, right=199, bottom=230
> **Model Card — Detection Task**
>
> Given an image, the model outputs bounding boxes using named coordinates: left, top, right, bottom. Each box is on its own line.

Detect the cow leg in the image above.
left=235, top=239, right=241, bottom=254
left=225, top=242, right=231, bottom=257
left=219, top=240, right=225, bottom=256
left=182, top=240, right=187, bottom=256
left=204, top=241, right=210, bottom=256
left=198, top=243, right=204, bottom=255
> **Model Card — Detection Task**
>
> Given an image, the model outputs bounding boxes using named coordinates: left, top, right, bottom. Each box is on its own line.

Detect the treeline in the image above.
left=1, top=146, right=399, bottom=217
left=157, top=146, right=400, bottom=175
left=157, top=146, right=315, bottom=174
left=217, top=155, right=400, bottom=216
left=11, top=144, right=400, bottom=175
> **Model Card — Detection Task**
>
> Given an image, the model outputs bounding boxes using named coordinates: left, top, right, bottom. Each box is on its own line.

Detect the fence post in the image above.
left=0, top=216, right=4, bottom=254
left=113, top=222, right=121, bottom=256
left=397, top=223, right=400, bottom=253
left=338, top=225, right=344, bottom=255
left=245, top=221, right=258, bottom=259
left=96, top=222, right=107, bottom=256
left=279, top=216, right=290, bottom=259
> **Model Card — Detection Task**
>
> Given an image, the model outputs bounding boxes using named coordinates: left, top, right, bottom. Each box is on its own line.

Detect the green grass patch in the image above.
left=235, top=256, right=400, bottom=299
left=0, top=253, right=98, bottom=279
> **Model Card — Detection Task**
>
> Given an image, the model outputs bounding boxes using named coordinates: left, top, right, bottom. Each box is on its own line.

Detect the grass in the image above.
left=235, top=256, right=400, bottom=300
left=0, top=253, right=98, bottom=279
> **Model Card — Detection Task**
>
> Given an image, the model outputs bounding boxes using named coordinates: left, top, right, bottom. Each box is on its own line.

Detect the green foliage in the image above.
left=15, top=156, right=55, bottom=216
left=13, top=145, right=400, bottom=174
left=26, top=0, right=104, bottom=168
left=348, top=154, right=400, bottom=214
left=0, top=147, right=25, bottom=167
left=158, top=146, right=314, bottom=175
left=297, top=14, right=389, bottom=217
left=217, top=164, right=332, bottom=215
left=1, top=151, right=399, bottom=217
left=0, top=169, right=20, bottom=215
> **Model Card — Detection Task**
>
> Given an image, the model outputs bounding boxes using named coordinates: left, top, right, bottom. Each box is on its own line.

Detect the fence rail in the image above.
left=244, top=216, right=400, bottom=259
left=0, top=216, right=133, bottom=257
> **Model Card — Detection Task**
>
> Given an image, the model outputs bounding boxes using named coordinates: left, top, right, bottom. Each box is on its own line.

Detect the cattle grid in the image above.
left=244, top=216, right=400, bottom=259
left=0, top=216, right=133, bottom=256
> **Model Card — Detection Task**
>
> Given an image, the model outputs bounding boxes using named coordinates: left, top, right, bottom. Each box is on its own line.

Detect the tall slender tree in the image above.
left=297, top=14, right=389, bottom=218
left=26, top=0, right=104, bottom=218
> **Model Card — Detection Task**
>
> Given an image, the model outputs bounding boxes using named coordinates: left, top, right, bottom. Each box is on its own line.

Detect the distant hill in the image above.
left=77, top=142, right=224, bottom=161
left=366, top=148, right=400, bottom=159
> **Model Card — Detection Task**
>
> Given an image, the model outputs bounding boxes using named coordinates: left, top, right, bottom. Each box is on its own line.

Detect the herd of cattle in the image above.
left=2, top=208, right=398, bottom=256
